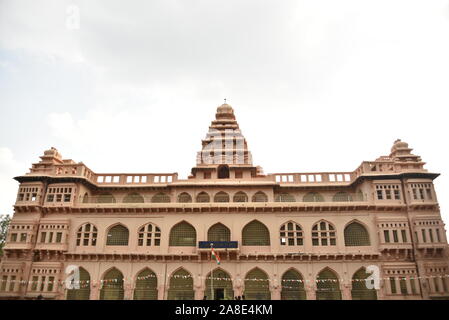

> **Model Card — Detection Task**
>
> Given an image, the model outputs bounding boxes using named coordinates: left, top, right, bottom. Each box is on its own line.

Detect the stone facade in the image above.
left=1, top=103, right=448, bottom=300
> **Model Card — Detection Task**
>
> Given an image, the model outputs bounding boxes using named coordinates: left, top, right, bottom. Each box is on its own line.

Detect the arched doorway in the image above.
left=281, top=269, right=306, bottom=300
left=316, top=268, right=342, bottom=300
left=244, top=268, right=271, bottom=300
left=205, top=269, right=233, bottom=300
left=100, top=268, right=124, bottom=300
left=351, top=268, right=378, bottom=300
left=167, top=269, right=194, bottom=300
left=66, top=267, right=91, bottom=300
left=134, top=269, right=158, bottom=300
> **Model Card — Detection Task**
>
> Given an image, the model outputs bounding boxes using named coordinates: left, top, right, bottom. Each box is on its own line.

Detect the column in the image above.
left=305, top=281, right=316, bottom=300
left=124, top=281, right=133, bottom=300
left=341, top=282, right=352, bottom=300
left=90, top=281, right=99, bottom=300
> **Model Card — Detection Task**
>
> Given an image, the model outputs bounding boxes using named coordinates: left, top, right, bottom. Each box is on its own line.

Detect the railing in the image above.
left=269, top=172, right=355, bottom=184
left=28, top=163, right=178, bottom=186
left=76, top=195, right=368, bottom=205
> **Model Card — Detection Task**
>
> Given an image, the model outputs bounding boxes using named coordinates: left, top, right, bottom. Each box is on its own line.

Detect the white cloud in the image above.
left=0, top=148, right=27, bottom=216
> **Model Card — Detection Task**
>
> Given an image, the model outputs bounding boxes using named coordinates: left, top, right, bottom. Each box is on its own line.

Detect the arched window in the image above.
left=252, top=191, right=268, bottom=202
left=244, top=268, right=271, bottom=300
left=134, top=269, right=158, bottom=300
left=316, top=269, right=342, bottom=300
left=205, top=269, right=233, bottom=300
left=214, top=192, right=230, bottom=203
left=312, top=221, right=336, bottom=246
left=167, top=269, right=194, bottom=300
left=280, top=222, right=303, bottom=246
left=100, top=268, right=124, bottom=300
left=275, top=193, right=296, bottom=202
left=303, top=192, right=324, bottom=202
left=208, top=223, right=231, bottom=242
left=123, top=193, right=144, bottom=203
left=233, top=192, right=248, bottom=202
left=242, top=220, right=270, bottom=246
left=169, top=222, right=196, bottom=246
left=332, top=192, right=353, bottom=202
left=355, top=190, right=364, bottom=201
left=66, top=267, right=90, bottom=300
left=281, top=269, right=306, bottom=300
left=218, top=165, right=230, bottom=179
left=178, top=192, right=192, bottom=203
left=106, top=225, right=129, bottom=246
left=151, top=193, right=170, bottom=203
left=82, top=193, right=89, bottom=203
left=97, top=193, right=116, bottom=203
left=344, top=222, right=370, bottom=246
left=351, top=268, right=377, bottom=300
left=138, top=223, right=161, bottom=246
left=76, top=223, right=97, bottom=246
left=196, top=192, right=210, bottom=203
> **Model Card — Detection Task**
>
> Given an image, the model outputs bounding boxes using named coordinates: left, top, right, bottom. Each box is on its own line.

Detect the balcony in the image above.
left=198, top=241, right=239, bottom=250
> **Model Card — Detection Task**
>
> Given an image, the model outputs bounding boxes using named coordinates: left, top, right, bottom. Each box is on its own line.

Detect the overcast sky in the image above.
left=1, top=0, right=449, bottom=228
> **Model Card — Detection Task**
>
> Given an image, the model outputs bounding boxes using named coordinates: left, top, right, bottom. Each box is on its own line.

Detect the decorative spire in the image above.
left=196, top=102, right=253, bottom=166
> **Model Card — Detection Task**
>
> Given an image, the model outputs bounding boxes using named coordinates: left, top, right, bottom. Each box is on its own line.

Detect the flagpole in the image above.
left=210, top=242, right=214, bottom=301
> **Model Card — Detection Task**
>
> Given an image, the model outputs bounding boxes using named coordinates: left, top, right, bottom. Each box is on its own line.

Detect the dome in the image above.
left=217, top=103, right=234, bottom=114
left=391, top=139, right=409, bottom=152
left=216, top=103, right=235, bottom=120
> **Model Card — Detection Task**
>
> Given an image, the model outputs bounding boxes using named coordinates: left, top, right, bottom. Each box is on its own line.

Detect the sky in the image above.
left=1, top=0, right=449, bottom=228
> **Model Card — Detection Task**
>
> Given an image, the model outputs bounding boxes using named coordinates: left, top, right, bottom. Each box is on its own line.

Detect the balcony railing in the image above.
left=76, top=195, right=368, bottom=205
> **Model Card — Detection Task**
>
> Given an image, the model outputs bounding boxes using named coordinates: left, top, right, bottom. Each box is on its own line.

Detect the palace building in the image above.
left=1, top=103, right=448, bottom=300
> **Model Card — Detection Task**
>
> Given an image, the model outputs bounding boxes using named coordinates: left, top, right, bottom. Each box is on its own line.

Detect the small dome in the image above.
left=217, top=103, right=234, bottom=113
left=392, top=139, right=408, bottom=150
left=44, top=147, right=61, bottom=158
left=216, top=103, right=235, bottom=120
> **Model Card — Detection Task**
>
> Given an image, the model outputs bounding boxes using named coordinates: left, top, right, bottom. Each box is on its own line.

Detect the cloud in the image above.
left=0, top=147, right=27, bottom=216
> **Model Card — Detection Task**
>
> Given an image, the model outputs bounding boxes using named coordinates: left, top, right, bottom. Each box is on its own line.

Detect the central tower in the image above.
left=191, top=103, right=264, bottom=180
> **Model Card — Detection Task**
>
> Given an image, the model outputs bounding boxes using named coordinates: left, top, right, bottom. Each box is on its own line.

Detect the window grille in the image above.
left=151, top=193, right=170, bottom=203
left=312, top=221, right=336, bottom=246
left=97, top=194, right=116, bottom=203
left=252, top=191, right=268, bottom=202
left=275, top=193, right=295, bottom=202
left=244, top=268, right=271, bottom=300
left=214, top=192, right=230, bottom=202
left=303, top=192, right=324, bottom=202
left=344, top=222, right=370, bottom=246
left=242, top=221, right=270, bottom=246
left=233, top=192, right=248, bottom=202
left=400, top=278, right=408, bottom=295
left=169, top=222, right=196, bottom=246
left=208, top=223, right=231, bottom=242
left=134, top=269, right=158, bottom=300
left=138, top=224, right=161, bottom=246
left=167, top=269, right=194, bottom=300
left=196, top=192, right=210, bottom=203
left=281, top=270, right=306, bottom=300
left=316, top=270, right=342, bottom=300
left=100, top=269, right=124, bottom=300
left=67, top=267, right=91, bottom=300
left=205, top=269, right=233, bottom=300
left=76, top=223, right=98, bottom=246
left=123, top=193, right=144, bottom=203
left=332, top=192, right=353, bottom=202
left=280, top=222, right=303, bottom=246
left=106, top=225, right=129, bottom=246
left=351, top=269, right=377, bottom=300
left=178, top=193, right=192, bottom=203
